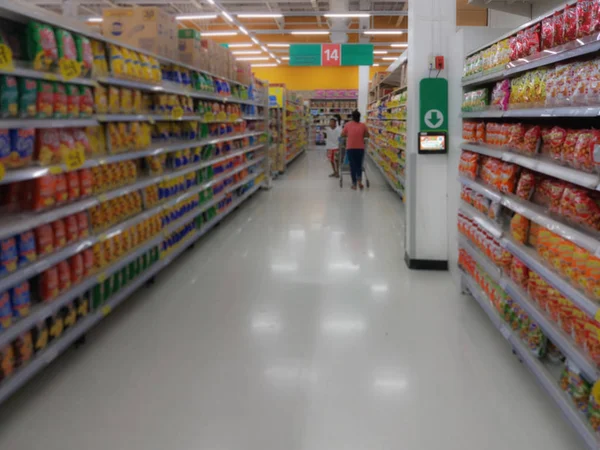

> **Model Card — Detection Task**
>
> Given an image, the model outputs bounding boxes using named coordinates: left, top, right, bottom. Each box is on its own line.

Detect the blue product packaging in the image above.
left=0, top=237, right=18, bottom=276
left=10, top=281, right=31, bottom=318
left=0, top=128, right=9, bottom=164
left=17, top=230, right=37, bottom=267
left=10, top=128, right=35, bottom=166
left=0, top=291, right=12, bottom=331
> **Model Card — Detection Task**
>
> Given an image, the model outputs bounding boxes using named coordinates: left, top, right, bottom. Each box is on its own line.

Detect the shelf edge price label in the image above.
left=0, top=44, right=14, bottom=71
left=171, top=106, right=184, bottom=120
left=64, top=148, right=86, bottom=171
left=59, top=58, right=82, bottom=81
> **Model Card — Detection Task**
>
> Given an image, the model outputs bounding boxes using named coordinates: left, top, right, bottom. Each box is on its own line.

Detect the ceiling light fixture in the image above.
left=222, top=11, right=234, bottom=22
left=261, top=45, right=268, bottom=52
left=207, top=0, right=214, bottom=4
left=364, top=30, right=404, bottom=35
left=269, top=52, right=277, bottom=59
left=381, top=57, right=398, bottom=61
left=251, top=63, right=278, bottom=67
left=228, top=43, right=253, bottom=48
left=267, top=43, right=290, bottom=47
left=201, top=31, right=238, bottom=36
left=373, top=63, right=380, bottom=66
left=87, top=17, right=103, bottom=22
left=232, top=50, right=262, bottom=55
left=238, top=13, right=283, bottom=18
left=237, top=56, right=270, bottom=61
left=239, top=26, right=249, bottom=35
left=391, top=43, right=408, bottom=47
left=276, top=59, right=282, bottom=64
left=291, top=30, right=330, bottom=35
left=251, top=36, right=260, bottom=44
left=324, top=13, right=370, bottom=18
left=175, top=14, right=216, bottom=20
left=373, top=50, right=388, bottom=54
left=282, top=57, right=290, bottom=60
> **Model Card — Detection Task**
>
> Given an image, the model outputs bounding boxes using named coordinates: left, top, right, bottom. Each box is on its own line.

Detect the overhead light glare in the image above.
left=251, top=63, right=278, bottom=67
left=232, top=50, right=262, bottom=55
left=207, top=0, right=214, bottom=4
left=282, top=57, right=290, bottom=60
left=239, top=26, right=249, bottom=35
left=324, top=13, right=370, bottom=18
left=222, top=11, right=234, bottom=22
left=175, top=14, right=216, bottom=20
left=228, top=43, right=253, bottom=48
left=364, top=30, right=404, bottom=35
left=291, top=30, right=330, bottom=35
left=373, top=63, right=380, bottom=66
left=261, top=45, right=268, bottom=52
left=238, top=13, right=283, bottom=18
left=381, top=57, right=398, bottom=61
left=251, top=36, right=260, bottom=44
left=87, top=17, right=103, bottom=23
left=268, top=43, right=290, bottom=47
left=373, top=50, right=387, bottom=54
left=237, top=57, right=269, bottom=61
left=391, top=43, right=408, bottom=47
left=202, top=31, right=238, bottom=36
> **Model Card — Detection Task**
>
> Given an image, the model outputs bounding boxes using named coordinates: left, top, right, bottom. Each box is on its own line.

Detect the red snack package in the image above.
left=58, top=128, right=75, bottom=161
left=35, top=129, right=60, bottom=166
left=564, top=4, right=579, bottom=42
left=476, top=122, right=485, bottom=143
left=57, top=260, right=71, bottom=292
left=69, top=253, right=83, bottom=285
left=535, top=178, right=569, bottom=213
left=521, top=125, right=541, bottom=155
left=72, top=128, right=91, bottom=157
left=35, top=224, right=54, bottom=256
left=76, top=212, right=89, bottom=238
left=66, top=171, right=80, bottom=201
left=31, top=175, right=56, bottom=211
left=509, top=35, right=519, bottom=61
left=36, top=81, right=54, bottom=118
left=516, top=170, right=537, bottom=200
left=458, top=151, right=479, bottom=179
left=40, top=266, right=59, bottom=302
left=510, top=257, right=530, bottom=288
left=66, top=85, right=80, bottom=118
left=554, top=11, right=565, bottom=46
left=573, top=129, right=600, bottom=171
left=498, top=162, right=519, bottom=193
left=463, top=121, right=476, bottom=142
left=577, top=0, right=597, bottom=37
left=52, top=219, right=66, bottom=249
left=506, top=123, right=525, bottom=149
left=78, top=169, right=93, bottom=197
left=562, top=129, right=580, bottom=166
left=82, top=248, right=94, bottom=276
left=65, top=214, right=79, bottom=244
left=54, top=173, right=67, bottom=205
left=546, top=126, right=567, bottom=161
left=560, top=186, right=600, bottom=229
left=541, top=16, right=554, bottom=50
left=525, top=25, right=541, bottom=56
left=53, top=83, right=67, bottom=119
left=79, top=87, right=94, bottom=118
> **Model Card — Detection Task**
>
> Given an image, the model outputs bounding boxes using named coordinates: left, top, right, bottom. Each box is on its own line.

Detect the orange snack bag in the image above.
left=510, top=214, right=530, bottom=244
left=82, top=248, right=94, bottom=276
left=35, top=224, right=54, bottom=256
left=54, top=173, right=68, bottom=205
left=78, top=168, right=93, bottom=197
left=31, top=175, right=56, bottom=211
left=498, top=162, right=519, bottom=193
left=65, top=214, right=79, bottom=244
left=562, top=129, right=579, bottom=166
left=57, top=260, right=71, bottom=292
left=66, top=171, right=80, bottom=201
left=40, top=267, right=59, bottom=302
left=52, top=219, right=67, bottom=249
left=458, top=151, right=479, bottom=179
left=77, top=212, right=89, bottom=238
left=69, top=253, right=83, bottom=285
left=584, top=255, right=600, bottom=300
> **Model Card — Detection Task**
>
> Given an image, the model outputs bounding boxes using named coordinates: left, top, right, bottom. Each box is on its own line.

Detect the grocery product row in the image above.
left=366, top=150, right=404, bottom=198
left=0, top=171, right=264, bottom=403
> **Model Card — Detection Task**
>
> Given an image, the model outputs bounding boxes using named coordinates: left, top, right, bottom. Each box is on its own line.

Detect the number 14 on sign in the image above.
left=322, top=44, right=341, bottom=66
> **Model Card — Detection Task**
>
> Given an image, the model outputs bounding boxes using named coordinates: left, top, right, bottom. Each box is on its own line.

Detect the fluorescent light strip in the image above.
left=252, top=63, right=278, bottom=67
left=175, top=14, right=216, bottom=20
left=267, top=43, right=290, bottom=47
left=232, top=50, right=262, bottom=55
left=373, top=50, right=387, bottom=54
left=238, top=13, right=283, bottom=18
left=228, top=43, right=253, bottom=48
left=261, top=45, right=268, bottom=52
left=373, top=63, right=380, bottom=66
left=202, top=31, right=238, bottom=36
left=282, top=57, right=290, bottom=60
left=381, top=57, right=398, bottom=61
left=239, top=26, right=249, bottom=35
left=87, top=17, right=103, bottom=22
left=391, top=44, right=408, bottom=47
left=207, top=0, right=214, bottom=3
left=268, top=52, right=276, bottom=59
left=324, top=13, right=370, bottom=18
left=291, top=31, right=330, bottom=35
left=251, top=37, right=260, bottom=44
left=237, top=57, right=269, bottom=61
left=222, top=11, right=234, bottom=22
left=364, top=30, right=404, bottom=35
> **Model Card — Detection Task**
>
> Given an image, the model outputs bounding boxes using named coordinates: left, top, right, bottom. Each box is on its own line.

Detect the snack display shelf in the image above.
left=460, top=143, right=600, bottom=190
left=463, top=106, right=600, bottom=119
left=367, top=151, right=404, bottom=198
left=0, top=118, right=98, bottom=129
left=458, top=175, right=600, bottom=254
left=1, top=132, right=265, bottom=185
left=0, top=60, right=96, bottom=86
left=286, top=148, right=305, bottom=166
left=0, top=145, right=266, bottom=241
left=461, top=271, right=599, bottom=450
left=96, top=114, right=247, bottom=124
left=0, top=178, right=264, bottom=405
left=242, top=115, right=264, bottom=121
left=459, top=235, right=503, bottom=282
left=0, top=154, right=265, bottom=298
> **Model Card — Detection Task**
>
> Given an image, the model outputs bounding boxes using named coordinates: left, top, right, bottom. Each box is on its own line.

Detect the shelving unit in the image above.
left=456, top=8, right=600, bottom=447
left=366, top=58, right=407, bottom=200
left=308, top=99, right=357, bottom=146
left=284, top=95, right=307, bottom=168
left=0, top=0, right=269, bottom=404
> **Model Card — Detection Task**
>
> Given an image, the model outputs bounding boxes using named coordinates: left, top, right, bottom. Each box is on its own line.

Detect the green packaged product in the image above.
left=26, top=21, right=58, bottom=70
left=18, top=78, right=37, bottom=118
left=92, top=284, right=102, bottom=310
left=55, top=28, right=77, bottom=61
left=74, top=34, right=93, bottom=75
left=0, top=76, right=18, bottom=118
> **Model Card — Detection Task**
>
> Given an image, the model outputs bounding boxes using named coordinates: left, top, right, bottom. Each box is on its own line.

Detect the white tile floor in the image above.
left=0, top=150, right=585, bottom=449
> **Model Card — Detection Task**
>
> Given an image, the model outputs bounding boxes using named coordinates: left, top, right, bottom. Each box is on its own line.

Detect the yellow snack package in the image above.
left=107, top=123, right=123, bottom=153
left=108, top=44, right=125, bottom=77
left=156, top=94, right=168, bottom=113
left=133, top=90, right=142, bottom=113
left=92, top=242, right=106, bottom=270
left=120, top=88, right=133, bottom=114
left=94, top=85, right=108, bottom=114
left=120, top=47, right=135, bottom=78
left=149, top=57, right=161, bottom=82
left=108, top=86, right=120, bottom=114
left=91, top=40, right=109, bottom=76
left=141, top=92, right=152, bottom=113
left=117, top=122, right=129, bottom=151
left=129, top=51, right=142, bottom=79
left=138, top=53, right=153, bottom=81
left=129, top=121, right=141, bottom=149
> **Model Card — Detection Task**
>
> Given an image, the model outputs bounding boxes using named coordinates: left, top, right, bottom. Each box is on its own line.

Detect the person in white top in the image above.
left=325, top=117, right=342, bottom=178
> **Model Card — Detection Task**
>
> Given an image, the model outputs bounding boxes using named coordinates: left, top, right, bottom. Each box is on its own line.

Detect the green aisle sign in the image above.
left=290, top=44, right=373, bottom=66
left=419, top=78, right=448, bottom=132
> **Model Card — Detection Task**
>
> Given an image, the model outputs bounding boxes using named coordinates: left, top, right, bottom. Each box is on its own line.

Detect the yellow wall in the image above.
left=252, top=66, right=358, bottom=90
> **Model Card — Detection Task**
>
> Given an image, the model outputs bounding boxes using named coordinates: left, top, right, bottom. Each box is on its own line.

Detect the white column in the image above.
left=404, top=0, right=456, bottom=269
left=357, top=65, right=370, bottom=118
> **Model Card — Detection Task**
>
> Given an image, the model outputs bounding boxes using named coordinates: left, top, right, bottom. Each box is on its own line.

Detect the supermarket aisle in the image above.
left=0, top=150, right=584, bottom=450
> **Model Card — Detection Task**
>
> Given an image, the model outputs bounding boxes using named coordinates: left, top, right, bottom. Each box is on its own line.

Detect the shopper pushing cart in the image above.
left=340, top=110, right=370, bottom=190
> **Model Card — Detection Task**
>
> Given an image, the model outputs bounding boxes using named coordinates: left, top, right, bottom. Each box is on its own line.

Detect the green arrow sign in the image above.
left=419, top=78, right=448, bottom=132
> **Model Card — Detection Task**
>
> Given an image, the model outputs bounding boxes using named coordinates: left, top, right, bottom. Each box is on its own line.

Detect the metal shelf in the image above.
left=462, top=273, right=599, bottom=450
left=0, top=60, right=96, bottom=86
left=461, top=106, right=600, bottom=119
left=367, top=152, right=404, bottom=198
left=0, top=118, right=97, bottom=129
left=459, top=201, right=502, bottom=239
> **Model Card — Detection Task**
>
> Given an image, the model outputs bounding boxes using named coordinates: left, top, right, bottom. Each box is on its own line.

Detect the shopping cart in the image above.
left=338, top=136, right=370, bottom=189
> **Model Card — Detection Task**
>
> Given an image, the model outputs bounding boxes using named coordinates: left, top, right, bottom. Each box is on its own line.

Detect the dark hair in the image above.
left=351, top=110, right=361, bottom=122
left=334, top=114, right=342, bottom=125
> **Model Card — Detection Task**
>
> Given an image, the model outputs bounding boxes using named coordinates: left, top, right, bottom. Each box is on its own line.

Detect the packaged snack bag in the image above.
left=65, top=214, right=78, bottom=243
left=36, top=81, right=54, bottom=118
left=588, top=381, right=600, bottom=431
left=52, top=219, right=66, bottom=249
left=46, top=312, right=64, bottom=341
left=0, top=76, right=18, bottom=118
left=52, top=82, right=67, bottom=118
left=498, top=162, right=519, bottom=193
left=564, top=4, right=579, bottom=42
left=527, top=321, right=547, bottom=356
left=108, top=86, right=120, bottom=113
left=515, top=170, right=536, bottom=200
left=78, top=168, right=93, bottom=197
left=91, top=40, right=109, bottom=75
left=120, top=88, right=132, bottom=113
left=0, top=237, right=18, bottom=276
left=35, top=224, right=54, bottom=256
left=32, top=321, right=48, bottom=354
left=66, top=84, right=80, bottom=118
left=0, top=291, right=12, bottom=331
left=62, top=303, right=77, bottom=330
left=12, top=331, right=33, bottom=368
left=0, top=344, right=14, bottom=381
left=54, top=172, right=67, bottom=205
left=10, top=281, right=30, bottom=318
left=55, top=29, right=77, bottom=62
left=510, top=257, right=530, bottom=288
left=72, top=128, right=91, bottom=157
left=79, top=86, right=93, bottom=117
left=94, top=85, right=108, bottom=114
left=69, top=253, right=83, bottom=285
left=18, top=78, right=37, bottom=118
left=562, top=129, right=580, bottom=166
left=506, top=123, right=525, bottom=149
left=66, top=170, right=80, bottom=201
left=577, top=0, right=598, bottom=37
left=57, top=260, right=71, bottom=292
left=76, top=211, right=89, bottom=238
left=27, top=22, right=58, bottom=70
left=559, top=186, right=600, bottom=229
left=0, top=129, right=9, bottom=165
left=17, top=231, right=36, bottom=267
left=546, top=126, right=567, bottom=162
left=458, top=151, right=479, bottom=179
left=40, top=266, right=59, bottom=301
left=9, top=128, right=35, bottom=168
left=75, top=34, right=93, bottom=75
left=541, top=16, right=554, bottom=50
left=74, top=295, right=89, bottom=319
left=510, top=214, right=530, bottom=244
left=567, top=361, right=591, bottom=413
left=82, top=248, right=94, bottom=276
left=521, top=125, right=541, bottom=155
left=553, top=11, right=565, bottom=46
left=36, top=128, right=60, bottom=166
